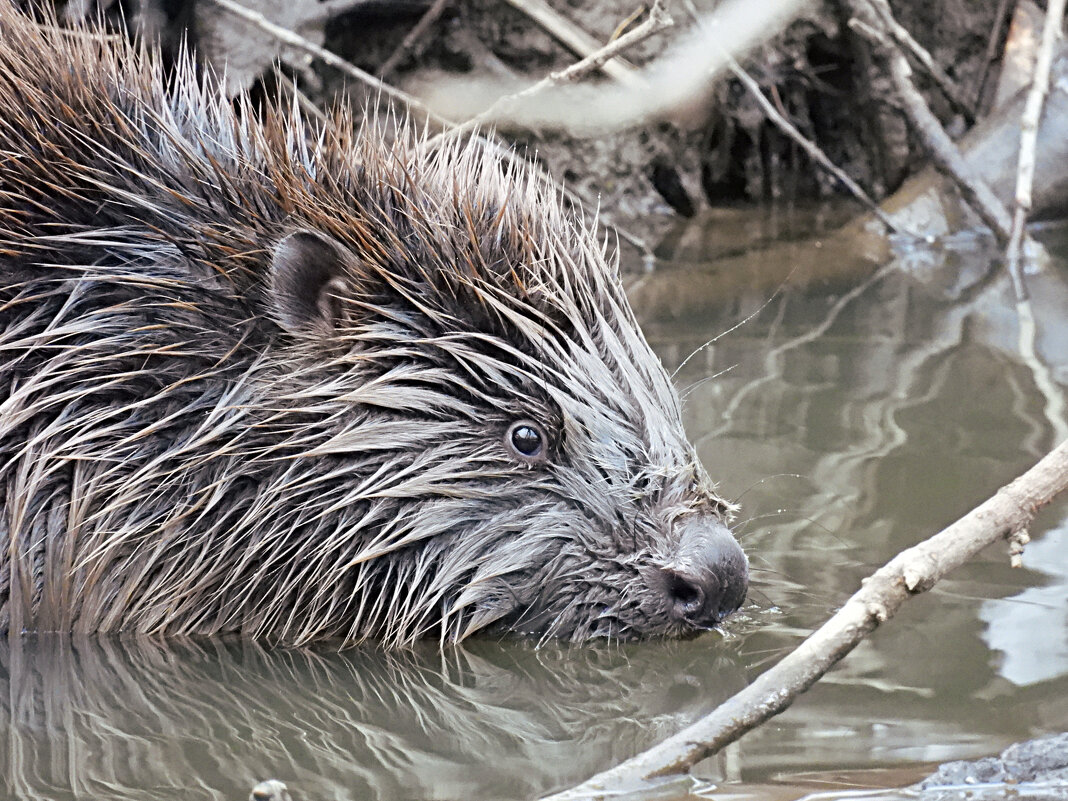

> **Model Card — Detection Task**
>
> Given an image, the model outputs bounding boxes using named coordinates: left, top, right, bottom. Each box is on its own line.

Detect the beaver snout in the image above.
left=658, top=517, right=748, bottom=629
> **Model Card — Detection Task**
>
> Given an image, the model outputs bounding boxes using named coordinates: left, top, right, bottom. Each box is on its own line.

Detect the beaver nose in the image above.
left=661, top=516, right=748, bottom=627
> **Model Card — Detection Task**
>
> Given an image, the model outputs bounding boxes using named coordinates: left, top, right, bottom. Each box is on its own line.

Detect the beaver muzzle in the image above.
left=657, top=516, right=749, bottom=630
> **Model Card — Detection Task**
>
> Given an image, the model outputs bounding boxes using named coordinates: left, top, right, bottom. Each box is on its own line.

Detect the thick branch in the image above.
left=543, top=438, right=1068, bottom=799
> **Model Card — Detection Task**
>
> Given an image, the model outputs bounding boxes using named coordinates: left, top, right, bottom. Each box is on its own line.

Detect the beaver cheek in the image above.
left=649, top=516, right=749, bottom=630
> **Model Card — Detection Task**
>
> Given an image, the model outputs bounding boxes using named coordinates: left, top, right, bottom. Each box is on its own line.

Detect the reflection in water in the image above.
left=980, top=513, right=1068, bottom=687
left=0, top=634, right=745, bottom=800
left=631, top=215, right=1068, bottom=779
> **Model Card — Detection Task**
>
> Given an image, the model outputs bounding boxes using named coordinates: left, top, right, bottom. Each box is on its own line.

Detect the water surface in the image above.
left=633, top=209, right=1068, bottom=793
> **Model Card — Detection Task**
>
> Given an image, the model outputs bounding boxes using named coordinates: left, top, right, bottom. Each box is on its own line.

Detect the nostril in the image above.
left=659, top=516, right=749, bottom=630
left=664, top=570, right=708, bottom=620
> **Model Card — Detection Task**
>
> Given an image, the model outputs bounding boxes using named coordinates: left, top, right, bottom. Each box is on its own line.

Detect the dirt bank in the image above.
left=39, top=0, right=1028, bottom=241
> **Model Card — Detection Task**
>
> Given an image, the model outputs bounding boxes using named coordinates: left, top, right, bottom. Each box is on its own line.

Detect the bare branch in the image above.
left=866, top=0, right=975, bottom=124
left=848, top=7, right=1014, bottom=246
left=990, top=1, right=1042, bottom=111
left=417, top=0, right=810, bottom=135
left=203, top=0, right=455, bottom=128
left=377, top=0, right=451, bottom=80
left=679, top=0, right=906, bottom=235
left=1005, top=0, right=1067, bottom=296
left=427, top=1, right=672, bottom=147
left=974, top=0, right=1017, bottom=111
left=547, top=3, right=671, bottom=85
left=501, top=0, right=642, bottom=86
left=543, top=438, right=1068, bottom=798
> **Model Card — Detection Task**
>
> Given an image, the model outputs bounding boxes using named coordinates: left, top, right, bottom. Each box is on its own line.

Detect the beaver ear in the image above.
left=269, top=229, right=353, bottom=333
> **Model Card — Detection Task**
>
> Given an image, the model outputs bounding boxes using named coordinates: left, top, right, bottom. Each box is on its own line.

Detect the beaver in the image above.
left=0, top=5, right=748, bottom=646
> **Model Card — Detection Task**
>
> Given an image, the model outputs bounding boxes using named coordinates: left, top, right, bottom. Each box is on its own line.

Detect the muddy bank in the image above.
left=327, top=0, right=1017, bottom=233
left=39, top=0, right=1052, bottom=241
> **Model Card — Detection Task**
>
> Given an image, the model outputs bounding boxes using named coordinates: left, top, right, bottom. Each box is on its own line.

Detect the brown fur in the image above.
left=0, top=5, right=747, bottom=646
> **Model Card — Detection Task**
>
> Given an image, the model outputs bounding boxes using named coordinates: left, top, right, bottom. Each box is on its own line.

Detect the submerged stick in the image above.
left=544, top=438, right=1068, bottom=799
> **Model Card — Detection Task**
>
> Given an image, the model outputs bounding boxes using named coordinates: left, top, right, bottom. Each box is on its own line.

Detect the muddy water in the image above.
left=2, top=210, right=1066, bottom=801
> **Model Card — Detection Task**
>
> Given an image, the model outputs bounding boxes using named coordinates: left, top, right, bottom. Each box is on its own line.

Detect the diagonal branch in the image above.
left=865, top=0, right=975, bottom=124
left=501, top=0, right=642, bottom=86
left=425, top=1, right=673, bottom=148
left=543, top=438, right=1068, bottom=799
left=377, top=0, right=451, bottom=80
left=204, top=0, right=455, bottom=128
left=678, top=0, right=906, bottom=235
left=847, top=4, right=1014, bottom=246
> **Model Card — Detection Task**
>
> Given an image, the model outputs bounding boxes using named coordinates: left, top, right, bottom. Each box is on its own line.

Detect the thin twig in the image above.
left=203, top=0, right=455, bottom=129
left=377, top=0, right=451, bottom=80
left=425, top=1, right=672, bottom=147
left=609, top=6, right=647, bottom=43
left=727, top=62, right=906, bottom=234
left=501, top=0, right=641, bottom=85
left=849, top=11, right=1014, bottom=244
left=547, top=2, right=670, bottom=85
left=679, top=0, right=905, bottom=235
left=866, top=0, right=975, bottom=125
left=544, top=438, right=1068, bottom=798
left=973, top=0, right=1016, bottom=113
left=1004, top=0, right=1067, bottom=299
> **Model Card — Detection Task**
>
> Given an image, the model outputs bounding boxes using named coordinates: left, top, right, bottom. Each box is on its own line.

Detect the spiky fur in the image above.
left=0, top=5, right=740, bottom=646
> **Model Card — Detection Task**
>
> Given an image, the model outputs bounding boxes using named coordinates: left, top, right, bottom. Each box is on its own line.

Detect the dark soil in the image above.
left=326, top=0, right=1010, bottom=238
left=33, top=0, right=1019, bottom=239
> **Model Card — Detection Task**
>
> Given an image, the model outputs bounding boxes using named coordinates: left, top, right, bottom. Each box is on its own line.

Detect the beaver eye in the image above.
left=506, top=420, right=547, bottom=463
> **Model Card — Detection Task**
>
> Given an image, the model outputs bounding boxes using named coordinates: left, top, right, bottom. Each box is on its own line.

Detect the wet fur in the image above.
left=0, top=6, right=737, bottom=646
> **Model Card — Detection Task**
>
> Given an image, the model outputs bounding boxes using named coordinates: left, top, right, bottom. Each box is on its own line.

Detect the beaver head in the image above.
left=0, top=4, right=747, bottom=646
left=251, top=134, right=749, bottom=645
